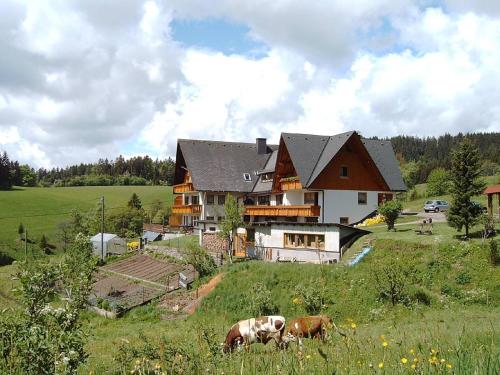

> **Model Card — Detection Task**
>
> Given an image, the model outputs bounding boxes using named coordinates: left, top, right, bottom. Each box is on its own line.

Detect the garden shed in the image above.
left=91, top=233, right=126, bottom=258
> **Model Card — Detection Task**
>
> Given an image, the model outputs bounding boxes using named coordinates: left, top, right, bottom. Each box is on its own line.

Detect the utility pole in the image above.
left=100, top=196, right=105, bottom=262
left=24, top=229, right=28, bottom=262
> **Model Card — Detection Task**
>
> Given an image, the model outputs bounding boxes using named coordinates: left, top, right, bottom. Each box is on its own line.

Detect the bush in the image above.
left=294, top=280, right=329, bottom=315
left=378, top=200, right=403, bottom=231
left=247, top=282, right=278, bottom=316
left=411, top=288, right=432, bottom=306
left=426, top=168, right=451, bottom=196
left=373, top=260, right=411, bottom=306
left=455, top=271, right=471, bottom=285
left=186, top=244, right=216, bottom=278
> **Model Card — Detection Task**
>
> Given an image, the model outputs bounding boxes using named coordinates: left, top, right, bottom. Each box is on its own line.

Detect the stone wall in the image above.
left=202, top=232, right=228, bottom=254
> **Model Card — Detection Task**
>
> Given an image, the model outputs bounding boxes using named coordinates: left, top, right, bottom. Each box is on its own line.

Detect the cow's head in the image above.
left=280, top=333, right=297, bottom=348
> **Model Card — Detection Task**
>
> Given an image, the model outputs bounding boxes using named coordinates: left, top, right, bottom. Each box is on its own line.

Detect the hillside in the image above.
left=79, top=238, right=500, bottom=374
left=0, top=186, right=172, bottom=260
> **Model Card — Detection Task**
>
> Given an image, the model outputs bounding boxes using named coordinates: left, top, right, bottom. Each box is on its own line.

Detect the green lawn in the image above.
left=403, top=175, right=497, bottom=212
left=0, top=186, right=172, bottom=259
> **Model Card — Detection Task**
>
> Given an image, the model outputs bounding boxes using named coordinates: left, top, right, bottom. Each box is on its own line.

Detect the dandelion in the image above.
left=446, top=364, right=452, bottom=369
left=306, top=355, right=311, bottom=360
left=351, top=323, right=357, bottom=329
left=413, top=358, right=418, bottom=363
left=440, top=359, right=446, bottom=363
left=411, top=364, right=416, bottom=369
left=292, top=297, right=301, bottom=305
left=382, top=341, right=388, bottom=347
left=409, top=349, right=415, bottom=355
left=135, top=359, right=141, bottom=365
left=401, top=357, right=408, bottom=364
left=378, top=362, right=384, bottom=369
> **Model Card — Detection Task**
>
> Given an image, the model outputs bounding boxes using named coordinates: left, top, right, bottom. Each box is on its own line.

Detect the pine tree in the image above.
left=127, top=193, right=142, bottom=209
left=446, top=139, right=486, bottom=237
left=18, top=223, right=24, bottom=239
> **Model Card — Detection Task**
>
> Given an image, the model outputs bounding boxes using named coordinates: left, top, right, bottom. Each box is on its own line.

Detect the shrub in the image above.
left=186, top=243, right=216, bottom=278
left=455, top=271, right=471, bottom=285
left=373, top=260, right=411, bottom=306
left=426, top=168, right=451, bottom=196
left=411, top=288, right=432, bottom=306
left=247, top=282, right=277, bottom=316
left=294, top=281, right=328, bottom=315
left=378, top=200, right=403, bottom=231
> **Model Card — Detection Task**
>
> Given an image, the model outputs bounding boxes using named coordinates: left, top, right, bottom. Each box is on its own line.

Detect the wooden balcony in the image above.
left=173, top=182, right=194, bottom=194
left=172, top=205, right=202, bottom=215
left=245, top=205, right=320, bottom=217
left=280, top=178, right=302, bottom=191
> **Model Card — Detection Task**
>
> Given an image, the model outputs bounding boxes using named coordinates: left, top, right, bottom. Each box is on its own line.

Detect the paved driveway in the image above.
left=416, top=211, right=447, bottom=223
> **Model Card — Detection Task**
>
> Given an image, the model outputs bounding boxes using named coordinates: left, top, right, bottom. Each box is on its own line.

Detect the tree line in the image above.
left=377, top=132, right=499, bottom=186
left=0, top=152, right=175, bottom=189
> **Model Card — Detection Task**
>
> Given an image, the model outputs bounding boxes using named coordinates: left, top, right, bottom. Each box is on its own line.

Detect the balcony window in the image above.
left=358, top=192, right=367, bottom=205
left=217, top=216, right=225, bottom=222
left=184, top=196, right=189, bottom=205
left=284, top=233, right=325, bottom=250
left=218, top=195, right=226, bottom=205
left=206, top=194, right=214, bottom=205
left=206, top=216, right=215, bottom=221
left=192, top=195, right=199, bottom=205
left=275, top=194, right=283, bottom=205
left=258, top=195, right=270, bottom=206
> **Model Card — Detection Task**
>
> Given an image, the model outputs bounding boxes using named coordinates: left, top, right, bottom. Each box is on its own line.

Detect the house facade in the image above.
left=170, top=131, right=406, bottom=263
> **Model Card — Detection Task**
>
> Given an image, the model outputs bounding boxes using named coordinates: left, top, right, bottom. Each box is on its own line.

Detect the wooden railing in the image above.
left=172, top=205, right=202, bottom=215
left=244, top=205, right=320, bottom=217
left=143, top=223, right=167, bottom=233
left=280, top=179, right=302, bottom=191
left=173, top=182, right=194, bottom=194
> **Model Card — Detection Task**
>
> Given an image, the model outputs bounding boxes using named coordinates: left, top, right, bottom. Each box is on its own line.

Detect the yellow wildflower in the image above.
left=446, top=364, right=452, bottom=369
left=401, top=357, right=408, bottom=364
left=411, top=364, right=416, bottom=369
left=409, top=349, right=415, bottom=355
left=292, top=297, right=301, bottom=305
left=378, top=362, right=384, bottom=369
left=306, top=355, right=311, bottom=360
left=382, top=341, right=388, bottom=347
left=351, top=323, right=357, bottom=329
left=413, top=358, right=418, bottom=363
left=441, top=359, right=446, bottom=363
left=135, top=359, right=140, bottom=365
left=154, top=363, right=161, bottom=370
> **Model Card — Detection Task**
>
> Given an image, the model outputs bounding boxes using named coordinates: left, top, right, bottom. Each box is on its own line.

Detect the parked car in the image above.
left=424, top=200, right=449, bottom=213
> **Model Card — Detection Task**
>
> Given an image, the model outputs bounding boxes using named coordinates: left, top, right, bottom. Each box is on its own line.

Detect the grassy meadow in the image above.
left=0, top=186, right=172, bottom=259
left=79, top=238, right=499, bottom=374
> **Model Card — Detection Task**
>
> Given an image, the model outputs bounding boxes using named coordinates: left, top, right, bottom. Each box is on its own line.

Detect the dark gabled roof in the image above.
left=307, top=131, right=355, bottom=185
left=362, top=139, right=407, bottom=191
left=253, top=150, right=278, bottom=193
left=177, top=139, right=277, bottom=192
left=281, top=133, right=330, bottom=187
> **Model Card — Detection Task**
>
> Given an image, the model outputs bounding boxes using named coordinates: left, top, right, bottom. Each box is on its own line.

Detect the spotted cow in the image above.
left=223, top=315, right=286, bottom=353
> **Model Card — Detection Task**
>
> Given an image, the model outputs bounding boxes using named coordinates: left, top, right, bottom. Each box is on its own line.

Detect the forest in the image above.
left=1, top=132, right=498, bottom=189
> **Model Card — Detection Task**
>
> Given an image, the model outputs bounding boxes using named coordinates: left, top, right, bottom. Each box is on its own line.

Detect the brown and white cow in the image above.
left=285, top=315, right=345, bottom=347
left=223, top=315, right=286, bottom=353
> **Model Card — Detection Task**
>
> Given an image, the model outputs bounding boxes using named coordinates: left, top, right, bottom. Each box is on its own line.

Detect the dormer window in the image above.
left=243, top=173, right=252, bottom=182
left=340, top=166, right=348, bottom=178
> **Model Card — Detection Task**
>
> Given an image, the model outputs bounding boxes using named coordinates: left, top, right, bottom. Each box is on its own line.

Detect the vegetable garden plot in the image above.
left=90, top=254, right=196, bottom=312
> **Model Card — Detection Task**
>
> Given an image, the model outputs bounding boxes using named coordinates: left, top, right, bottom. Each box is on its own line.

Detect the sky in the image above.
left=0, top=0, right=499, bottom=168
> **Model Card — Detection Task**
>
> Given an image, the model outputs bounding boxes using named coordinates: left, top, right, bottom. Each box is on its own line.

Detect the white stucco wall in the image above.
left=254, top=225, right=339, bottom=252
left=322, top=190, right=380, bottom=224
left=283, top=190, right=304, bottom=205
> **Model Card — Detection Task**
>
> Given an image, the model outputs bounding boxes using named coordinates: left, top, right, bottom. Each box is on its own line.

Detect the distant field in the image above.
left=0, top=186, right=172, bottom=255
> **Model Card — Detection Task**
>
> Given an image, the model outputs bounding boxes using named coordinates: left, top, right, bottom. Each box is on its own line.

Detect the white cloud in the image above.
left=0, top=1, right=499, bottom=168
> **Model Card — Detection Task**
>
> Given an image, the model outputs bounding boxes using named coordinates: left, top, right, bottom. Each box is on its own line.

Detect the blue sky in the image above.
left=171, top=18, right=268, bottom=57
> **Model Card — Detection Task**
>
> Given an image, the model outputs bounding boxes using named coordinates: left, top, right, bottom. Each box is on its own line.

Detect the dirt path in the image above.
left=183, top=273, right=223, bottom=315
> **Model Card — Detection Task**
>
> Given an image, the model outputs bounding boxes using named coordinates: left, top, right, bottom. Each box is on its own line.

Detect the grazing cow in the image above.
left=223, top=315, right=286, bottom=353
left=285, top=315, right=345, bottom=347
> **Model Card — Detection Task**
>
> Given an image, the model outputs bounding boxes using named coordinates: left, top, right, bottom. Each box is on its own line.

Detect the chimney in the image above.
left=256, top=138, right=267, bottom=154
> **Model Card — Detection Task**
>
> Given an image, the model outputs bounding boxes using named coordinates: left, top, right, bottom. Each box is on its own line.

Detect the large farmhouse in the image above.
left=170, top=131, right=406, bottom=263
